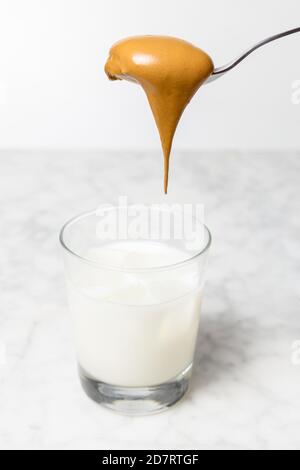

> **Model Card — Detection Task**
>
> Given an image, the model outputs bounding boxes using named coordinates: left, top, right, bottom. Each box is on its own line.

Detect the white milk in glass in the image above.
left=66, top=241, right=203, bottom=387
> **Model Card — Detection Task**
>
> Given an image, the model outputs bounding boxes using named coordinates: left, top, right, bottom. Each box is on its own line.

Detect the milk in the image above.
left=66, top=241, right=203, bottom=387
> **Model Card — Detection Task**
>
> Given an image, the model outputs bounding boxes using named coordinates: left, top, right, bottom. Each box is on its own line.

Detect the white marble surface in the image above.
left=0, top=149, right=300, bottom=450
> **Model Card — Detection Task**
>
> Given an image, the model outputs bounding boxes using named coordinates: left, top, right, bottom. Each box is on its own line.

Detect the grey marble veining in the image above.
left=0, top=149, right=300, bottom=450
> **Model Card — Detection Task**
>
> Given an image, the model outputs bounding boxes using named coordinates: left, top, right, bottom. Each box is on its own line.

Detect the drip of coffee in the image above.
left=105, top=35, right=214, bottom=193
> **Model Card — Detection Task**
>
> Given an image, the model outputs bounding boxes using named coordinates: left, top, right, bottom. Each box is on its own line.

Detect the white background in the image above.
left=0, top=0, right=300, bottom=150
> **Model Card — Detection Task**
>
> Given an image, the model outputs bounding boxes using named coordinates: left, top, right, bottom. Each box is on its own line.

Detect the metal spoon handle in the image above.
left=207, top=27, right=300, bottom=83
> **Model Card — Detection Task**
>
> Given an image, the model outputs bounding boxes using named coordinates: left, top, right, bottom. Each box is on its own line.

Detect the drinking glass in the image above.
left=60, top=205, right=211, bottom=414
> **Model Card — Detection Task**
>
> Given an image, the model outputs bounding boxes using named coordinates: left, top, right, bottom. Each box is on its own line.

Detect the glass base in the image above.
left=79, top=364, right=192, bottom=415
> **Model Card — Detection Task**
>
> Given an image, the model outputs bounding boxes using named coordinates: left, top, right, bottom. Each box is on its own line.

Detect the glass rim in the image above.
left=59, top=207, right=212, bottom=272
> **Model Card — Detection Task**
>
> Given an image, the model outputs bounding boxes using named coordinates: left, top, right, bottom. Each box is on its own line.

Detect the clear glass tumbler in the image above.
left=60, top=205, right=211, bottom=415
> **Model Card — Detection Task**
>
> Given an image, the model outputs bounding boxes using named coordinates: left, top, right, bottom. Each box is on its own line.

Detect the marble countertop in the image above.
left=0, top=149, right=300, bottom=450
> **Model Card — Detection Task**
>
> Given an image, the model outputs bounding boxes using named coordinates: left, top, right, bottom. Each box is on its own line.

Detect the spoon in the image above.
left=206, top=27, right=300, bottom=83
